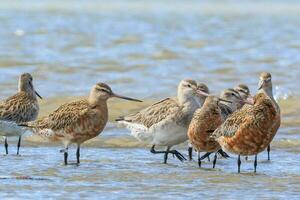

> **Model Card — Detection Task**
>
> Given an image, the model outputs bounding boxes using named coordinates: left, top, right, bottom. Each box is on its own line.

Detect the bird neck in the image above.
left=179, top=95, right=201, bottom=115
left=88, top=97, right=108, bottom=110
left=18, top=85, right=35, bottom=97
left=260, top=84, right=275, bottom=102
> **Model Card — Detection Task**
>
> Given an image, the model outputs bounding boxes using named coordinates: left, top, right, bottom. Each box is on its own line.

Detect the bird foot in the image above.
left=217, top=149, right=230, bottom=158
left=170, top=150, right=186, bottom=162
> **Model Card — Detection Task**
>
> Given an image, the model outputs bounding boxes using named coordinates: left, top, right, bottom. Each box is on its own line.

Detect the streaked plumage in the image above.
left=188, top=89, right=249, bottom=168
left=211, top=72, right=280, bottom=173
left=259, top=72, right=281, bottom=161
left=20, top=82, right=142, bottom=165
left=0, top=73, right=41, bottom=155
left=117, top=79, right=209, bottom=163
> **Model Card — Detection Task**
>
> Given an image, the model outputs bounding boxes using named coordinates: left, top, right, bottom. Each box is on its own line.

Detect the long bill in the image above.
left=35, top=91, right=43, bottom=99
left=112, top=93, right=142, bottom=102
left=196, top=89, right=209, bottom=97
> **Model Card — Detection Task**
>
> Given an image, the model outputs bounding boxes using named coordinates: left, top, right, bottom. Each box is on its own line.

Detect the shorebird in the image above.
left=258, top=72, right=281, bottom=161
left=188, top=89, right=252, bottom=168
left=20, top=83, right=142, bottom=165
left=117, top=79, right=209, bottom=164
left=188, top=83, right=209, bottom=161
left=0, top=73, right=41, bottom=155
left=234, top=84, right=251, bottom=109
left=211, top=72, right=280, bottom=173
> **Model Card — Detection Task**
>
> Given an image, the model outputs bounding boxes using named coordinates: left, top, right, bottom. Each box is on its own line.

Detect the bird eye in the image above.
left=187, top=84, right=191, bottom=88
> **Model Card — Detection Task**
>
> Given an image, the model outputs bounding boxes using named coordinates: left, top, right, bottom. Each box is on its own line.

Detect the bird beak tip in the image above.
left=112, top=93, right=142, bottom=102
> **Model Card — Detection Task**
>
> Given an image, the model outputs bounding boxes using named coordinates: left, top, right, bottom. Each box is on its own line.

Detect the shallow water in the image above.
left=0, top=0, right=300, bottom=199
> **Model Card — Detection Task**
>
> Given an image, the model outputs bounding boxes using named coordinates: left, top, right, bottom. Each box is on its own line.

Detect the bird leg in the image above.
left=217, top=149, right=230, bottom=158
left=267, top=145, right=270, bottom=161
left=188, top=147, right=193, bottom=161
left=76, top=144, right=80, bottom=164
left=200, top=152, right=211, bottom=161
left=17, top=136, right=21, bottom=155
left=60, top=147, right=69, bottom=165
left=213, top=153, right=218, bottom=168
left=4, top=137, right=8, bottom=155
left=150, top=145, right=186, bottom=163
left=197, top=152, right=201, bottom=168
left=254, top=154, right=258, bottom=173
left=238, top=155, right=241, bottom=173
left=163, top=146, right=170, bottom=164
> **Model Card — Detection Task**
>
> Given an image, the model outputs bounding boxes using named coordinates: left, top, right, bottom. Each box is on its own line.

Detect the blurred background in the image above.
left=0, top=1, right=300, bottom=199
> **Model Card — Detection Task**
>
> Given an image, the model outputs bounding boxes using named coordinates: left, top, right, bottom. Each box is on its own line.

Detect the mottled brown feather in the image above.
left=188, top=97, right=234, bottom=153
left=211, top=93, right=277, bottom=155
left=0, top=91, right=38, bottom=123
left=121, top=97, right=185, bottom=128
left=24, top=99, right=108, bottom=144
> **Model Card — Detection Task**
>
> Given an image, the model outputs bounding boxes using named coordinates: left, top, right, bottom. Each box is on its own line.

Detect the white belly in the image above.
left=152, top=124, right=188, bottom=147
left=119, top=121, right=188, bottom=147
left=0, top=120, right=28, bottom=137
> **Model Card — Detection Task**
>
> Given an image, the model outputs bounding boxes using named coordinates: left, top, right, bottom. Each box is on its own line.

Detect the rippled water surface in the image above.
left=0, top=0, right=300, bottom=199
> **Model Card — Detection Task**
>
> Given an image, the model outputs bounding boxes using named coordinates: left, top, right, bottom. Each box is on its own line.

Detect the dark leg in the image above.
left=200, top=152, right=211, bottom=160
left=76, top=144, right=80, bottom=164
left=245, top=156, right=248, bottom=161
left=212, top=153, right=217, bottom=168
left=4, top=137, right=8, bottom=155
left=60, top=144, right=69, bottom=165
left=217, top=149, right=230, bottom=158
left=188, top=147, right=193, bottom=161
left=164, top=146, right=170, bottom=164
left=17, top=136, right=21, bottom=155
left=207, top=155, right=210, bottom=162
left=150, top=145, right=186, bottom=163
left=254, top=154, right=258, bottom=173
left=238, top=155, right=241, bottom=173
left=64, top=151, right=68, bottom=165
left=197, top=152, right=201, bottom=168
left=267, top=145, right=270, bottom=161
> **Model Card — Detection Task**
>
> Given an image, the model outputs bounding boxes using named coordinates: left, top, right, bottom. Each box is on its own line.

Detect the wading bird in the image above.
left=0, top=73, right=41, bottom=155
left=20, top=83, right=142, bottom=165
left=211, top=72, right=280, bottom=173
left=117, top=80, right=209, bottom=164
left=188, top=89, right=252, bottom=168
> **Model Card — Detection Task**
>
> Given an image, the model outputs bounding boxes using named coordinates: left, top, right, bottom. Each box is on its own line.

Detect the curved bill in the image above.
left=219, top=98, right=232, bottom=104
left=196, top=89, right=209, bottom=97
left=35, top=91, right=43, bottom=99
left=112, top=93, right=142, bottom=102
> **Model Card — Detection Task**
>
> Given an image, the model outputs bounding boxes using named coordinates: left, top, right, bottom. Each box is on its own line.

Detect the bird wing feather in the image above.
left=26, top=100, right=90, bottom=131
left=0, top=92, right=37, bottom=123
left=120, top=98, right=181, bottom=128
left=211, top=105, right=253, bottom=138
